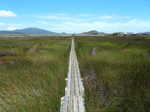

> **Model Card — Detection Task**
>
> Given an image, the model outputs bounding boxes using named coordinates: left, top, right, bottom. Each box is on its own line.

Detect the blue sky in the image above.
left=0, top=0, right=150, bottom=33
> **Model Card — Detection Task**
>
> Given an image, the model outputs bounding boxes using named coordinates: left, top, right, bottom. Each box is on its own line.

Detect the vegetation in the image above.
left=0, top=37, right=70, bottom=112
left=0, top=36, right=150, bottom=112
left=76, top=37, right=150, bottom=112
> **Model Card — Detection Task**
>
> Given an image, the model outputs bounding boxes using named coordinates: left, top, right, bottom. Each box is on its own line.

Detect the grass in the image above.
left=0, top=36, right=150, bottom=112
left=76, top=37, right=150, bottom=112
left=0, top=37, right=70, bottom=112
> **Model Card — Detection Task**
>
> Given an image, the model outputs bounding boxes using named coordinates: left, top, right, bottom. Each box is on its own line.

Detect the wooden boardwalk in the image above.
left=60, top=39, right=85, bottom=112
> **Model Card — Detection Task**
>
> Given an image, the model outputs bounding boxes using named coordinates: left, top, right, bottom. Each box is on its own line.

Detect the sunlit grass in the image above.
left=0, top=38, right=70, bottom=112
left=76, top=37, right=150, bottom=112
left=0, top=36, right=150, bottom=112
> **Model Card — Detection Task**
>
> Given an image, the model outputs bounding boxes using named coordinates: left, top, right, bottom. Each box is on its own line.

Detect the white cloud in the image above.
left=0, top=10, right=17, bottom=17
left=35, top=19, right=150, bottom=33
left=0, top=22, right=22, bottom=30
left=37, top=14, right=131, bottom=23
left=0, top=22, right=5, bottom=26
left=99, top=16, right=113, bottom=19
left=0, top=13, right=149, bottom=33
left=7, top=26, right=18, bottom=30
left=36, top=21, right=50, bottom=25
left=38, top=14, right=81, bottom=22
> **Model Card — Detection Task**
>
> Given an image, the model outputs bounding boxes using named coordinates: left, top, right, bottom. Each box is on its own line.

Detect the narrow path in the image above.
left=60, top=39, right=85, bottom=112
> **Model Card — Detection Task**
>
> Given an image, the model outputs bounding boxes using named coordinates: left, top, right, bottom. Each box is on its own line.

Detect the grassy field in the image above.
left=0, top=36, right=150, bottom=112
left=0, top=37, right=70, bottom=112
left=76, top=37, right=150, bottom=112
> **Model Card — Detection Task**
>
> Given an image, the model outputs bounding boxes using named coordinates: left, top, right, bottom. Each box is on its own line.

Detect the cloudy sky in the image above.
left=0, top=0, right=150, bottom=33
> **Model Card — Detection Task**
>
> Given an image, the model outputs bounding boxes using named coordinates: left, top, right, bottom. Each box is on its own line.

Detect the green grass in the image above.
left=0, top=36, right=150, bottom=112
left=76, top=37, right=150, bottom=112
left=0, top=38, right=70, bottom=112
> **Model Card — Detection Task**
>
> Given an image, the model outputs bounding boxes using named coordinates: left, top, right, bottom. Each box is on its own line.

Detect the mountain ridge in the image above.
left=0, top=27, right=56, bottom=34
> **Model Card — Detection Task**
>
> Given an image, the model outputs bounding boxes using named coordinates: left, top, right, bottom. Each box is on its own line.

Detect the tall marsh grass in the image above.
left=0, top=38, right=70, bottom=112
left=76, top=37, right=150, bottom=112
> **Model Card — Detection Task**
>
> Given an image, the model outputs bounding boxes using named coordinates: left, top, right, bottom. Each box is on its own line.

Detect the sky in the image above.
left=0, top=0, right=150, bottom=33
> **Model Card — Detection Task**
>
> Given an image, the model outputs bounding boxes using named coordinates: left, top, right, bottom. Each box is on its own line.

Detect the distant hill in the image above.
left=77, top=30, right=107, bottom=36
left=137, top=32, right=150, bottom=35
left=0, top=31, right=23, bottom=34
left=0, top=28, right=56, bottom=34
